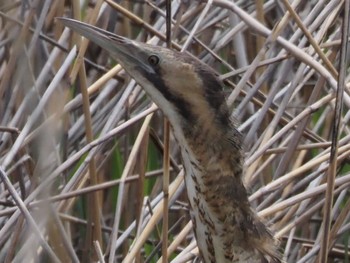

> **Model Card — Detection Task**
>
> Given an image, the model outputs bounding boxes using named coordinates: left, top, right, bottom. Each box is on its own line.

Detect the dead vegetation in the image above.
left=0, top=0, right=350, bottom=262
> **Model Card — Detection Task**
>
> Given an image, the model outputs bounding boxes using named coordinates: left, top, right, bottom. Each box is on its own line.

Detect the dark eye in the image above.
left=148, top=55, right=160, bottom=66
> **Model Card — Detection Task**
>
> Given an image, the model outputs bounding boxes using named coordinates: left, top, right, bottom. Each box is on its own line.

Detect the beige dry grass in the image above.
left=0, top=0, right=350, bottom=262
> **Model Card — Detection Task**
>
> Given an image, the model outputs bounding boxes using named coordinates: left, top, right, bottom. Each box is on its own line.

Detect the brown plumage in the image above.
left=59, top=18, right=282, bottom=263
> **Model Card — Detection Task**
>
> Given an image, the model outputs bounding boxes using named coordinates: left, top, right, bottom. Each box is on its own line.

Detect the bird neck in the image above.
left=174, top=111, right=279, bottom=262
left=181, top=111, right=243, bottom=176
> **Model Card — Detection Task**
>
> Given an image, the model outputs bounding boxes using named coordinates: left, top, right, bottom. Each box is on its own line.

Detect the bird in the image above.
left=59, top=18, right=282, bottom=263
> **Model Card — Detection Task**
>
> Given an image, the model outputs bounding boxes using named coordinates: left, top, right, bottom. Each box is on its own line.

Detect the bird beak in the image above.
left=57, top=17, right=154, bottom=73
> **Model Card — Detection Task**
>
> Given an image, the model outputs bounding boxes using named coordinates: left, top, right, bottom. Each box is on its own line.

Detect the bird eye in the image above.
left=148, top=55, right=160, bottom=66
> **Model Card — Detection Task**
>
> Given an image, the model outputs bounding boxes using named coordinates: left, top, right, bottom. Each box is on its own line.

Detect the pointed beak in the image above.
left=57, top=17, right=153, bottom=73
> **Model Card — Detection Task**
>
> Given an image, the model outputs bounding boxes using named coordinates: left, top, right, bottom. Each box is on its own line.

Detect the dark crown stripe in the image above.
left=196, top=68, right=232, bottom=129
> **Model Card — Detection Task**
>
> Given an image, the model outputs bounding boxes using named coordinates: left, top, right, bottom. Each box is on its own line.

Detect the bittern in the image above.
left=59, top=18, right=282, bottom=263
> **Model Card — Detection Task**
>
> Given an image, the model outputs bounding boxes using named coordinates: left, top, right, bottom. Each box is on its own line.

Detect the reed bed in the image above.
left=0, top=0, right=349, bottom=262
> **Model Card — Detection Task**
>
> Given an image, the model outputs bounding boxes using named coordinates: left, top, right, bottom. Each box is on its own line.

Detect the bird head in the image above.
left=59, top=18, right=232, bottom=143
